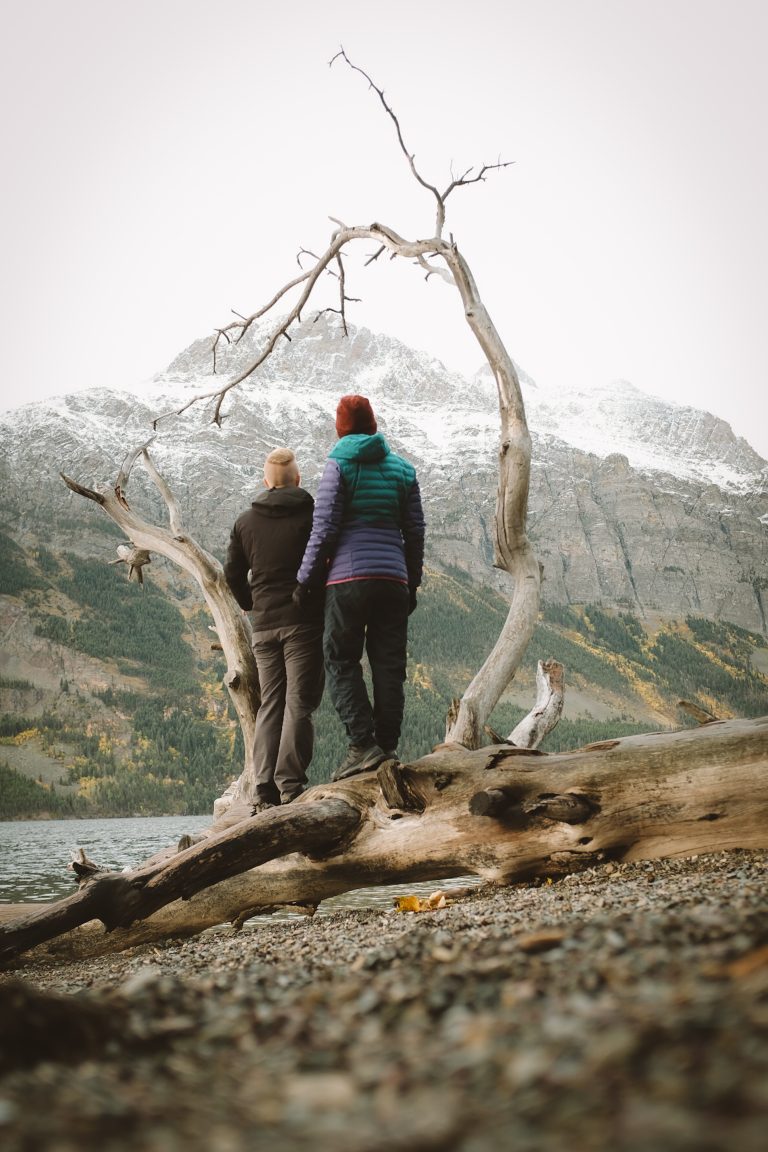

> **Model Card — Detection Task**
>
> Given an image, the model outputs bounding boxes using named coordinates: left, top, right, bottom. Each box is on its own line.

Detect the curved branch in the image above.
left=153, top=226, right=448, bottom=426
left=331, top=50, right=514, bottom=238
left=116, top=437, right=155, bottom=498
left=61, top=455, right=261, bottom=801
left=141, top=448, right=183, bottom=535
left=438, top=243, right=540, bottom=747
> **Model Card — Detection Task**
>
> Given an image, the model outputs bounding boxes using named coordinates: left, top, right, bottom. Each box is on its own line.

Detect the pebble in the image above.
left=0, top=849, right=766, bottom=1151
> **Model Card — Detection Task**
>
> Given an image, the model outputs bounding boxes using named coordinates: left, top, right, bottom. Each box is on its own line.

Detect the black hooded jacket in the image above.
left=224, top=487, right=323, bottom=630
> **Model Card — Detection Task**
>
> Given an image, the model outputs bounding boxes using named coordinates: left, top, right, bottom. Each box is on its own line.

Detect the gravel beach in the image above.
left=1, top=849, right=767, bottom=1152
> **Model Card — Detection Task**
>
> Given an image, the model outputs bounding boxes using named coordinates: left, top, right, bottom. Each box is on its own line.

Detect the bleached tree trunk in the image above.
left=438, top=247, right=541, bottom=748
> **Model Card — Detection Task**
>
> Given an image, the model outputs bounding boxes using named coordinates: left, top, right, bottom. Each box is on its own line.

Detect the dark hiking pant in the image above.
left=324, top=580, right=410, bottom=752
left=250, top=622, right=324, bottom=804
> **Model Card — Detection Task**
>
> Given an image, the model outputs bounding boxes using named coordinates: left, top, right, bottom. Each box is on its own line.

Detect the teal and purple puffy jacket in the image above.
left=297, top=433, right=425, bottom=588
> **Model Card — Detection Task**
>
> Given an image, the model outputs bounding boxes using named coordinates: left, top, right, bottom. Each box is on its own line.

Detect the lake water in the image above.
left=0, top=815, right=478, bottom=919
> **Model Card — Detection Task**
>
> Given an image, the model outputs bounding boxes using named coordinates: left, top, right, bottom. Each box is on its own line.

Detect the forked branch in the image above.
left=329, top=48, right=513, bottom=237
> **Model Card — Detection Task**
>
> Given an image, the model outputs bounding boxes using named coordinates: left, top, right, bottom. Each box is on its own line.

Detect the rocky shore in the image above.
left=1, top=849, right=767, bottom=1152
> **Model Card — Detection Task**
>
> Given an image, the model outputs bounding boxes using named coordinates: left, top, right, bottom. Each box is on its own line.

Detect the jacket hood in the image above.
left=330, top=432, right=390, bottom=464
left=251, top=486, right=314, bottom=517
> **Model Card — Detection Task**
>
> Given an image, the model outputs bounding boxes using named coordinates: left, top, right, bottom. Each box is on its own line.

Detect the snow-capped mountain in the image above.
left=515, top=373, right=766, bottom=494
left=1, top=315, right=766, bottom=632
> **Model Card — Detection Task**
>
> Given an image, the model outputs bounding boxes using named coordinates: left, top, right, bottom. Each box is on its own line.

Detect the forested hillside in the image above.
left=1, top=537, right=767, bottom=819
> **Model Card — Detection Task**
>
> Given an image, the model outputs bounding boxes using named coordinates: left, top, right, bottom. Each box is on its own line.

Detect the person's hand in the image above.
left=408, top=586, right=418, bottom=615
left=292, top=583, right=311, bottom=609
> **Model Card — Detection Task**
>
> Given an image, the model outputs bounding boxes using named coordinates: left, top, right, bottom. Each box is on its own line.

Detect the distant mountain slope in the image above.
left=1, top=314, right=765, bottom=632
left=2, top=536, right=767, bottom=819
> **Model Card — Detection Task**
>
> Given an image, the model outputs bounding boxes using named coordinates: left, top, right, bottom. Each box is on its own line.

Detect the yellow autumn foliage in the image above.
left=411, top=663, right=434, bottom=691
left=394, top=890, right=448, bottom=913
left=9, top=728, right=40, bottom=746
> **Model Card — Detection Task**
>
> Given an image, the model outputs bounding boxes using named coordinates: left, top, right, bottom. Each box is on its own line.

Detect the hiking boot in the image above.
left=332, top=742, right=386, bottom=781
left=251, top=800, right=277, bottom=815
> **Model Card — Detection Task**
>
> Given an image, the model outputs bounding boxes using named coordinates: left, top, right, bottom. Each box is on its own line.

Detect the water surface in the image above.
left=0, top=816, right=478, bottom=918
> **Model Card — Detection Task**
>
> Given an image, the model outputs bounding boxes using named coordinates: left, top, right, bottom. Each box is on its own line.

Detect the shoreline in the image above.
left=1, top=849, right=767, bottom=1150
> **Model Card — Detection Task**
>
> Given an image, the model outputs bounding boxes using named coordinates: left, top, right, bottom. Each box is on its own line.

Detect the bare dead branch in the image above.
left=0, top=798, right=362, bottom=962
left=414, top=252, right=455, bottom=285
left=115, top=438, right=155, bottom=500
left=365, top=244, right=386, bottom=266
left=331, top=47, right=447, bottom=234
left=331, top=50, right=513, bottom=240
left=141, top=448, right=184, bottom=536
left=335, top=253, right=349, bottom=334
left=204, top=265, right=326, bottom=379
left=441, top=160, right=515, bottom=203
left=298, top=247, right=336, bottom=274
left=155, top=224, right=432, bottom=426
left=60, top=473, right=106, bottom=506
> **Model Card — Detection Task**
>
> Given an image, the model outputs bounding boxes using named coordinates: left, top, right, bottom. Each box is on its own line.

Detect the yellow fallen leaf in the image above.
left=394, top=895, right=422, bottom=913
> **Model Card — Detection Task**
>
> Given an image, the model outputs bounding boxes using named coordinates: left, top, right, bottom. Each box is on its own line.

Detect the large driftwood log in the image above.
left=2, top=716, right=766, bottom=966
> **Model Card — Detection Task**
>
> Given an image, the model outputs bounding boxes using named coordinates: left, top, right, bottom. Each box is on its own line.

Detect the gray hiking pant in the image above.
left=250, top=622, right=324, bottom=804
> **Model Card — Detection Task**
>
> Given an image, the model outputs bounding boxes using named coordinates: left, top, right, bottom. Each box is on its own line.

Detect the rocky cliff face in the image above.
left=1, top=315, right=766, bottom=633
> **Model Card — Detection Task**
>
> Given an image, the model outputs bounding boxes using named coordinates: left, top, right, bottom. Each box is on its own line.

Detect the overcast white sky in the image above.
left=1, top=0, right=767, bottom=458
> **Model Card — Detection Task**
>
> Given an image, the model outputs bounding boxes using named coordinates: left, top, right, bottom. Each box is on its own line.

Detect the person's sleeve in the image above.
left=297, top=460, right=346, bottom=586
left=403, top=476, right=426, bottom=589
left=223, top=526, right=252, bottom=611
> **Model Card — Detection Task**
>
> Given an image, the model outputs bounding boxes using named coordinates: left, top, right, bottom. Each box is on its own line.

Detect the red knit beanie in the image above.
left=335, top=394, right=377, bottom=437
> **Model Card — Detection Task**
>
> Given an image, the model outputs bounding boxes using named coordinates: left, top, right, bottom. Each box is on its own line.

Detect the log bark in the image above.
left=2, top=715, right=766, bottom=967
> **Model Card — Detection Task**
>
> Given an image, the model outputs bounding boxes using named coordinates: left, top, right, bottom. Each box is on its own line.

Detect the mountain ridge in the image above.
left=1, top=314, right=766, bottom=632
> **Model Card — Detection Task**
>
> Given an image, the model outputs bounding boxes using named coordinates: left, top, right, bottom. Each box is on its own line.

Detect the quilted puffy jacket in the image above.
left=297, top=433, right=425, bottom=588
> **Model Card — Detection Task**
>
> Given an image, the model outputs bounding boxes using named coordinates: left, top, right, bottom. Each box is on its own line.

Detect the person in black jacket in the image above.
left=224, top=448, right=324, bottom=811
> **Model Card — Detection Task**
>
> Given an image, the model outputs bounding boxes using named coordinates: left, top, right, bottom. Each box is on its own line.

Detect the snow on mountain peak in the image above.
left=3, top=315, right=766, bottom=497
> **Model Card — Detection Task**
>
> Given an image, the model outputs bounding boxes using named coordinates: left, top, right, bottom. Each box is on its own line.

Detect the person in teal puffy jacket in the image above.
left=295, top=395, right=425, bottom=779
